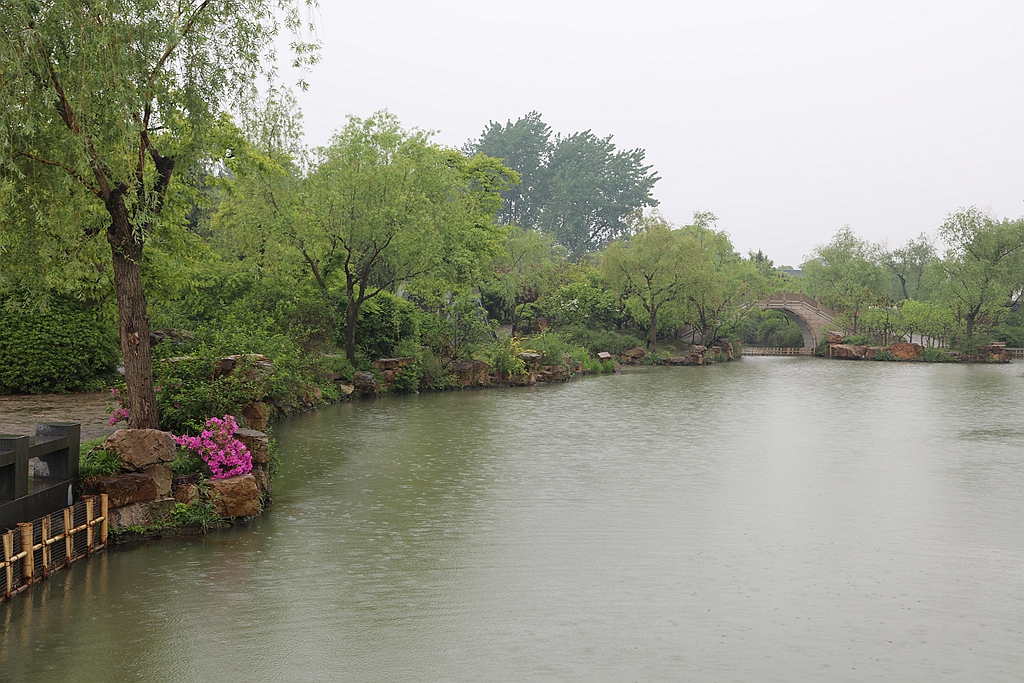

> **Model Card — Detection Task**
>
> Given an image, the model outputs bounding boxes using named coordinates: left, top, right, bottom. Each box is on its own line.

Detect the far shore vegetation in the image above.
left=2, top=2, right=1023, bottom=433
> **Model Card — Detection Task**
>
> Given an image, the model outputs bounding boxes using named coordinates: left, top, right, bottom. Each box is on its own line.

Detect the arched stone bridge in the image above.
left=759, top=292, right=841, bottom=349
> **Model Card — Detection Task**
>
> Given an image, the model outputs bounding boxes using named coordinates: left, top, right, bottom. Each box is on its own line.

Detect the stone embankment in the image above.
left=828, top=331, right=1011, bottom=363
left=82, top=427, right=270, bottom=540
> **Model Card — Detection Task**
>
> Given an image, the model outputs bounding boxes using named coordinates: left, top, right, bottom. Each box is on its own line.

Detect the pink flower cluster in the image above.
left=109, top=387, right=128, bottom=425
left=174, top=415, right=252, bottom=479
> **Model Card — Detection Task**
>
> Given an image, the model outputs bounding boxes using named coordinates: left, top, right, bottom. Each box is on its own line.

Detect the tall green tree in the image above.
left=265, top=112, right=515, bottom=363
left=484, top=226, right=561, bottom=334
left=471, top=113, right=660, bottom=259
left=883, top=234, right=936, bottom=301
left=937, top=207, right=1024, bottom=343
left=601, top=213, right=686, bottom=351
left=677, top=213, right=768, bottom=345
left=472, top=111, right=551, bottom=230
left=0, top=0, right=317, bottom=427
left=802, top=227, right=889, bottom=333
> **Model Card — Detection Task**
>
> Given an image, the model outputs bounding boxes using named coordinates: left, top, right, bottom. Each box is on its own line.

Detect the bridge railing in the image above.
left=762, top=292, right=839, bottom=322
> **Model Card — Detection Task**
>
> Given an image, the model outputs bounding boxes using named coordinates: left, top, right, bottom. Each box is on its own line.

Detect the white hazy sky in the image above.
left=283, top=0, right=1023, bottom=267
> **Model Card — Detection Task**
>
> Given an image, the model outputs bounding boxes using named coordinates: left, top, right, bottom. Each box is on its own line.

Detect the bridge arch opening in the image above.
left=758, top=292, right=840, bottom=350
left=772, top=308, right=815, bottom=349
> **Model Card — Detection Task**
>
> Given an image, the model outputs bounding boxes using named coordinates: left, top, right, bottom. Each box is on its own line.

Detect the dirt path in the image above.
left=0, top=392, right=117, bottom=443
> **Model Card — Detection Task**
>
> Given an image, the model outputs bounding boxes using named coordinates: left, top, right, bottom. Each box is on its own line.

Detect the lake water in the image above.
left=2, top=359, right=1023, bottom=682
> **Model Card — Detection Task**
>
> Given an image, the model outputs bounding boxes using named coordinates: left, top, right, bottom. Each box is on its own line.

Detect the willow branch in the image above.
left=13, top=149, right=101, bottom=198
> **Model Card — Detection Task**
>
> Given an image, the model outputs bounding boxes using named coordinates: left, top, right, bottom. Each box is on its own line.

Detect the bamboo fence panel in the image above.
left=1, top=494, right=108, bottom=601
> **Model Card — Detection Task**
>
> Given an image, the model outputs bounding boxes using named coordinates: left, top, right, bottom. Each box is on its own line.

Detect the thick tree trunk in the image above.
left=106, top=192, right=159, bottom=429
left=345, top=294, right=360, bottom=365
left=649, top=307, right=658, bottom=352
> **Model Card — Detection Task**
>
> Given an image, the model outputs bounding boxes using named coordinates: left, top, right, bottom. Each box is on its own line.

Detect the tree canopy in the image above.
left=471, top=112, right=660, bottom=259
left=0, top=0, right=318, bottom=427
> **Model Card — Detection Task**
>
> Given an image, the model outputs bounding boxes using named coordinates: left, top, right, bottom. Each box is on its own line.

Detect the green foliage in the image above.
left=873, top=350, right=894, bottom=361
left=521, top=331, right=587, bottom=369
left=602, top=213, right=689, bottom=351
left=923, top=347, right=955, bottom=362
left=172, top=499, right=221, bottom=531
left=937, top=208, right=1024, bottom=343
left=355, top=292, right=419, bottom=360
left=741, top=309, right=805, bottom=348
left=150, top=323, right=335, bottom=433
left=560, top=326, right=644, bottom=355
left=170, top=450, right=205, bottom=477
left=478, top=336, right=528, bottom=376
left=78, top=441, right=121, bottom=480
left=472, top=112, right=660, bottom=259
left=803, top=227, right=891, bottom=332
left=0, top=297, right=119, bottom=394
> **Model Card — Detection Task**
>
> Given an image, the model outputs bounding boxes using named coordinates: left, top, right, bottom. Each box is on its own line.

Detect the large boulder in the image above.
left=174, top=483, right=199, bottom=506
left=108, top=498, right=175, bottom=529
left=517, top=353, right=543, bottom=372
left=888, top=342, right=924, bottom=361
left=622, top=347, right=647, bottom=364
left=87, top=473, right=158, bottom=508
left=537, top=365, right=569, bottom=382
left=234, top=428, right=270, bottom=465
left=373, top=357, right=414, bottom=371
left=353, top=371, right=380, bottom=396
left=205, top=474, right=261, bottom=518
left=143, top=464, right=173, bottom=497
left=830, top=344, right=867, bottom=359
left=213, top=354, right=273, bottom=379
left=451, top=359, right=490, bottom=387
left=251, top=464, right=272, bottom=497
left=827, top=331, right=845, bottom=344
left=102, top=429, right=176, bottom=471
left=240, top=401, right=269, bottom=431
left=864, top=346, right=885, bottom=360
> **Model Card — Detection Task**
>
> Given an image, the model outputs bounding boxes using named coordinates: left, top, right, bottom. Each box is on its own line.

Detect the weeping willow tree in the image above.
left=0, top=0, right=317, bottom=427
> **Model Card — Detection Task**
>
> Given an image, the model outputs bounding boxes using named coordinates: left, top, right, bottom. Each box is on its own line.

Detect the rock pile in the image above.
left=87, top=428, right=267, bottom=531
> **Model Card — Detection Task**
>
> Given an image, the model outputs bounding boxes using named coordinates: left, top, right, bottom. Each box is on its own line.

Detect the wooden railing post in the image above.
left=85, top=498, right=95, bottom=552
left=3, top=530, right=13, bottom=598
left=100, top=494, right=109, bottom=546
left=18, top=522, right=34, bottom=584
left=41, top=515, right=52, bottom=575
left=63, top=506, right=74, bottom=565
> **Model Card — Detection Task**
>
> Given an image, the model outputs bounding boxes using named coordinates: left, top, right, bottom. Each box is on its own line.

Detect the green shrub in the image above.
left=170, top=449, right=205, bottom=476
left=558, top=326, right=643, bottom=356
left=79, top=440, right=121, bottom=480
left=417, top=348, right=455, bottom=390
left=873, top=350, right=894, bottom=361
left=0, top=297, right=120, bottom=394
left=477, top=336, right=528, bottom=376
left=149, top=324, right=337, bottom=433
left=355, top=292, right=419, bottom=360
left=172, top=499, right=221, bottom=530
left=923, top=347, right=955, bottom=363
left=522, top=331, right=580, bottom=369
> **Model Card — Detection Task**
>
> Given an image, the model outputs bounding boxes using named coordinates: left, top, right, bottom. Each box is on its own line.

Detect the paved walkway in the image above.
left=0, top=392, right=116, bottom=443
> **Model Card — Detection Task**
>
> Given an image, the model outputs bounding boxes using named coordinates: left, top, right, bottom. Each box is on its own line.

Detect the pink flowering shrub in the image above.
left=109, top=387, right=129, bottom=425
left=173, top=415, right=252, bottom=479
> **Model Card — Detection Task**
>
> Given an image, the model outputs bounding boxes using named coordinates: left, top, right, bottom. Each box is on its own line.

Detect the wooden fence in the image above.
left=742, top=347, right=815, bottom=357
left=1, top=494, right=108, bottom=601
left=1007, top=348, right=1024, bottom=359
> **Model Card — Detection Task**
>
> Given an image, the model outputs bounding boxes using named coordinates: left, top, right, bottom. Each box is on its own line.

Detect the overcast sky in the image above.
left=283, top=1, right=1022, bottom=267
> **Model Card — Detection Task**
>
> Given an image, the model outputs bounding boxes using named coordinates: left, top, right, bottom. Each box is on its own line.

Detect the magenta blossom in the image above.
left=174, top=415, right=252, bottom=479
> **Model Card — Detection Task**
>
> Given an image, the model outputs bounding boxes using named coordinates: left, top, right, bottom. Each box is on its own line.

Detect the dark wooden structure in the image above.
left=0, top=423, right=80, bottom=531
